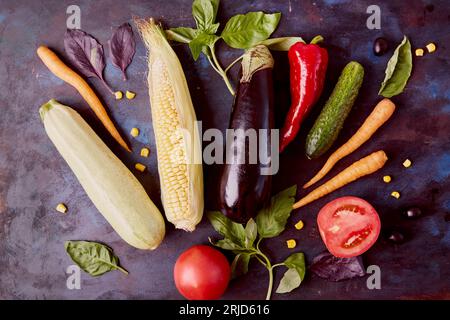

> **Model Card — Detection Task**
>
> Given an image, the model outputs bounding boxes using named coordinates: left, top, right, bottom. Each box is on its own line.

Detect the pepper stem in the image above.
left=310, top=35, right=324, bottom=45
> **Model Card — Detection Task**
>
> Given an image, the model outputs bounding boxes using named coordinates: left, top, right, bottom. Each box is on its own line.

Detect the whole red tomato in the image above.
left=174, top=245, right=231, bottom=300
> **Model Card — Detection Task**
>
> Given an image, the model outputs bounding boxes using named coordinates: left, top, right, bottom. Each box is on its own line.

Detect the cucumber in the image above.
left=305, top=61, right=364, bottom=159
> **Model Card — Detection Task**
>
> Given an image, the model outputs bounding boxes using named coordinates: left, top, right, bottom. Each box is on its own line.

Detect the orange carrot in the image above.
left=293, top=150, right=387, bottom=209
left=36, top=46, right=131, bottom=152
left=303, top=99, right=395, bottom=188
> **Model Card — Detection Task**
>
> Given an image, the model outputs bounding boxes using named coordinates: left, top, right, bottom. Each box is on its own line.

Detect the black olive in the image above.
left=403, top=207, right=423, bottom=219
left=384, top=229, right=406, bottom=244
left=373, top=37, right=388, bottom=56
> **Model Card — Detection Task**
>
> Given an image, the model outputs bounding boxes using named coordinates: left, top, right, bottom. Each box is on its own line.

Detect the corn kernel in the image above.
left=140, top=147, right=150, bottom=157
left=383, top=175, right=392, bottom=183
left=391, top=191, right=401, bottom=199
left=286, top=239, right=296, bottom=249
left=126, top=91, right=136, bottom=99
left=403, top=159, right=412, bottom=168
left=115, top=91, right=123, bottom=100
left=130, top=127, right=139, bottom=137
left=56, top=203, right=67, bottom=213
left=135, top=163, right=146, bottom=172
left=426, top=43, right=436, bottom=53
left=415, top=48, right=424, bottom=57
left=295, top=220, right=304, bottom=230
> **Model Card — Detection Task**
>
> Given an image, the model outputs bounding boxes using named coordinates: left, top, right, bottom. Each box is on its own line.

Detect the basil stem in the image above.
left=208, top=44, right=235, bottom=96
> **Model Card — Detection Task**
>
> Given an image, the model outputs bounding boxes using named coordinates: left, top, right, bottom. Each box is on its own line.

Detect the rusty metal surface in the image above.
left=0, top=0, right=449, bottom=299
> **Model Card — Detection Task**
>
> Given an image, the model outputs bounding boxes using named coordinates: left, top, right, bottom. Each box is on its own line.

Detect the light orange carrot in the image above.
left=303, top=99, right=395, bottom=188
left=293, top=150, right=388, bottom=209
left=36, top=46, right=131, bottom=152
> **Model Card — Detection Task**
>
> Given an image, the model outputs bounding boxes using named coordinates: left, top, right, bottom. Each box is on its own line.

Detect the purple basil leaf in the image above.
left=309, top=251, right=365, bottom=282
left=64, top=29, right=113, bottom=94
left=109, top=22, right=136, bottom=81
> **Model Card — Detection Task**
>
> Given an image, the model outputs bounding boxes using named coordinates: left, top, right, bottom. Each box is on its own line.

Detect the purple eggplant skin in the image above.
left=219, top=45, right=275, bottom=223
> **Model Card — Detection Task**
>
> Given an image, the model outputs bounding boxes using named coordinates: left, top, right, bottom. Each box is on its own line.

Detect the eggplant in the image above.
left=219, top=45, right=275, bottom=223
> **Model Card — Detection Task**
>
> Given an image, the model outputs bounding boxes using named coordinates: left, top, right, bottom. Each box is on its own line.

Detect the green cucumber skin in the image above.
left=305, top=61, right=364, bottom=159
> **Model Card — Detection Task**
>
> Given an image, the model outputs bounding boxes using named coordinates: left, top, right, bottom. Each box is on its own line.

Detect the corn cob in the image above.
left=135, top=18, right=204, bottom=232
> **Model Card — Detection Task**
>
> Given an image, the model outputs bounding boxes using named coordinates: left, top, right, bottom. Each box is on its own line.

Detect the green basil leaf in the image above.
left=378, top=35, right=412, bottom=98
left=255, top=185, right=297, bottom=239
left=221, top=12, right=281, bottom=49
left=276, top=252, right=306, bottom=294
left=231, top=252, right=252, bottom=278
left=284, top=252, right=306, bottom=279
left=205, top=22, right=220, bottom=35
left=192, top=0, right=219, bottom=31
left=210, top=238, right=243, bottom=250
left=258, top=36, right=305, bottom=51
left=188, top=32, right=218, bottom=60
left=207, top=211, right=246, bottom=247
left=64, top=241, right=128, bottom=276
left=276, top=268, right=301, bottom=293
left=166, top=27, right=198, bottom=44
left=244, top=218, right=257, bottom=248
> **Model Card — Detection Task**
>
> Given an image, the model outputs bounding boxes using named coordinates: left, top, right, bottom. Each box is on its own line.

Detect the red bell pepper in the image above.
left=279, top=36, right=328, bottom=152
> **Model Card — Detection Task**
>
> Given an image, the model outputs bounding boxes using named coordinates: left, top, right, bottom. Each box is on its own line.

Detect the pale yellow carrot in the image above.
left=36, top=46, right=131, bottom=152
left=293, top=150, right=388, bottom=209
left=303, top=99, right=395, bottom=188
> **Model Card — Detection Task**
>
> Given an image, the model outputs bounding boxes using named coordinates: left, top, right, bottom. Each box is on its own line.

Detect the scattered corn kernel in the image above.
left=135, top=163, right=146, bottom=172
left=125, top=90, right=136, bottom=99
left=114, top=91, right=123, bottom=100
left=415, top=48, right=424, bottom=57
left=130, top=127, right=139, bottom=137
left=140, top=147, right=150, bottom=157
left=286, top=239, right=296, bottom=249
left=295, top=220, right=304, bottom=230
left=403, top=159, right=412, bottom=168
left=56, top=203, right=67, bottom=214
left=391, top=191, right=401, bottom=199
left=426, top=42, right=436, bottom=53
left=383, top=175, right=392, bottom=183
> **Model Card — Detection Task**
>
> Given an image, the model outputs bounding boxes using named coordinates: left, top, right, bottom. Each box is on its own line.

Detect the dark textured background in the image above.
left=0, top=0, right=449, bottom=300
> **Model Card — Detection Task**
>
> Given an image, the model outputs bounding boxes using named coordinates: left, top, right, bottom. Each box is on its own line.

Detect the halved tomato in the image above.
left=317, top=196, right=381, bottom=258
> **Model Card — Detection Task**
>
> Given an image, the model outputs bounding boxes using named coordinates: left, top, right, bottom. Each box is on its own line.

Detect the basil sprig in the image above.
left=378, top=35, right=413, bottom=98
left=207, top=185, right=306, bottom=300
left=166, top=0, right=303, bottom=96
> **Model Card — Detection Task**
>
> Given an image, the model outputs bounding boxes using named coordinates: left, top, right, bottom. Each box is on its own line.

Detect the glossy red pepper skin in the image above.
left=279, top=41, right=328, bottom=152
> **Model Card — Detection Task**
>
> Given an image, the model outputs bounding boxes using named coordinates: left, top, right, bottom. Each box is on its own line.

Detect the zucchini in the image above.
left=306, top=61, right=364, bottom=159
left=40, top=99, right=165, bottom=250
